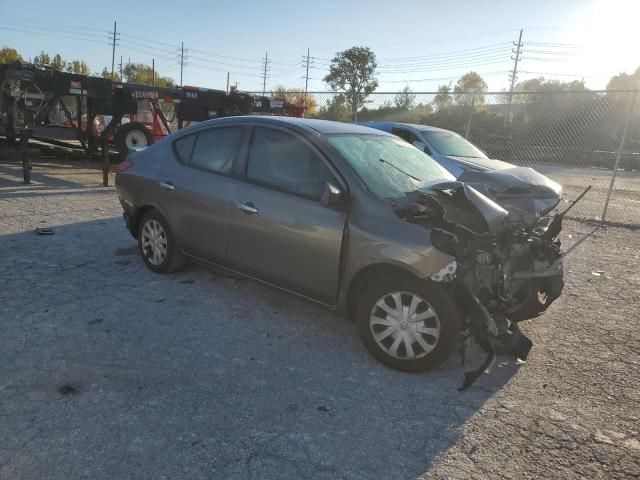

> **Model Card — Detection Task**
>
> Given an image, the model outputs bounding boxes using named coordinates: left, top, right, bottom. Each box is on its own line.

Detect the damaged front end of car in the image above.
left=394, top=179, right=576, bottom=389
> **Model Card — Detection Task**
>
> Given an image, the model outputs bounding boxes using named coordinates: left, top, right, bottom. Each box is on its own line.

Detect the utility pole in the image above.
left=180, top=42, right=185, bottom=87
left=261, top=52, right=269, bottom=96
left=226, top=72, right=230, bottom=93
left=303, top=48, right=311, bottom=117
left=108, top=21, right=119, bottom=77
left=152, top=58, right=155, bottom=86
left=119, top=55, right=123, bottom=81
left=504, top=28, right=523, bottom=129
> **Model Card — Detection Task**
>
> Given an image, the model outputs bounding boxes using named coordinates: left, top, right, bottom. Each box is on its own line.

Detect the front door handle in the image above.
left=159, top=181, right=175, bottom=191
left=236, top=202, right=258, bottom=215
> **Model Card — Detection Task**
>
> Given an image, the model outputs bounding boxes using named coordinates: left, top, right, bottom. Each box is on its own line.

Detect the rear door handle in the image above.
left=159, top=181, right=175, bottom=191
left=236, top=202, right=258, bottom=215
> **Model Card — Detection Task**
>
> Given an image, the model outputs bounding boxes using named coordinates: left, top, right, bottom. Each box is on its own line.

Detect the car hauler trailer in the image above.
left=0, top=61, right=256, bottom=183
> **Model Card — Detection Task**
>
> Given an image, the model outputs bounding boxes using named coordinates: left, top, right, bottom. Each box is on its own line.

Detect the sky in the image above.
left=1, top=0, right=638, bottom=93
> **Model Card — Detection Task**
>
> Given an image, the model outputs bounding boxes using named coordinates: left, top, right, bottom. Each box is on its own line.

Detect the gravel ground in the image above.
left=1, top=156, right=639, bottom=479
left=535, top=165, right=640, bottom=227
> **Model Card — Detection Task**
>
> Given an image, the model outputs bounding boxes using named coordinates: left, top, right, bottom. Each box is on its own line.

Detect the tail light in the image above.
left=116, top=158, right=133, bottom=174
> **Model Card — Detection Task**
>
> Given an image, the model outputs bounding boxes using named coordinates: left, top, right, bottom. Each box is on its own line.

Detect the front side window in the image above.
left=247, top=127, right=334, bottom=200
left=326, top=134, right=454, bottom=199
left=188, top=127, right=244, bottom=174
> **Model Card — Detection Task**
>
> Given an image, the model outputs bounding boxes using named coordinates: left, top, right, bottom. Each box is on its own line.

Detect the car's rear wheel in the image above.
left=138, top=210, right=184, bottom=273
left=356, top=274, right=461, bottom=372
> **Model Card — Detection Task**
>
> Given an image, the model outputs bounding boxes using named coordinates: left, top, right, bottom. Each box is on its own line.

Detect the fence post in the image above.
left=20, top=128, right=33, bottom=185
left=464, top=93, right=476, bottom=139
left=102, top=139, right=110, bottom=187
left=602, top=90, right=637, bottom=222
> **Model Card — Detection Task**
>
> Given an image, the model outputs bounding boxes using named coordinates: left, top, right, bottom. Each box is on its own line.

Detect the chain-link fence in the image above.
left=300, top=90, right=640, bottom=226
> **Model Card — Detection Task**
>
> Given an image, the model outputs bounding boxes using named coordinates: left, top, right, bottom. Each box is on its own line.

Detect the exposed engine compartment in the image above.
left=394, top=180, right=586, bottom=389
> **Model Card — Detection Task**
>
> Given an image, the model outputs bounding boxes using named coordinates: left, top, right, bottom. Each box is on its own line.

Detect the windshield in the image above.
left=326, top=134, right=454, bottom=199
left=420, top=130, right=488, bottom=158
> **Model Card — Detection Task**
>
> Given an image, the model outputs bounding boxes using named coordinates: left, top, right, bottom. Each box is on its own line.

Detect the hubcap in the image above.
left=125, top=130, right=148, bottom=151
left=140, top=219, right=168, bottom=266
left=369, top=291, right=441, bottom=360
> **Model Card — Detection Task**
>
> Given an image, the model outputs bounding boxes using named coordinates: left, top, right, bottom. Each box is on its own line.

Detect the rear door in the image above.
left=227, top=126, right=347, bottom=304
left=157, top=125, right=247, bottom=263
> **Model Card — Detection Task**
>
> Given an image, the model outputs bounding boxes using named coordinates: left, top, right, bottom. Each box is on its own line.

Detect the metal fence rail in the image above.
left=294, top=90, right=640, bottom=226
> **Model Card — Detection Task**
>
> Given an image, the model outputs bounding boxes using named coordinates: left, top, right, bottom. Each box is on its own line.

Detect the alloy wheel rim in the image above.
left=141, top=219, right=168, bottom=266
left=369, top=291, right=441, bottom=360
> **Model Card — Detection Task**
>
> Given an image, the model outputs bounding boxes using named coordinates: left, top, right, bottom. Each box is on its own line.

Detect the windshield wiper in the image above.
left=379, top=158, right=423, bottom=183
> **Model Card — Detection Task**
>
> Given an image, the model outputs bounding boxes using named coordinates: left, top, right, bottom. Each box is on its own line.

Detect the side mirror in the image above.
left=321, top=181, right=344, bottom=207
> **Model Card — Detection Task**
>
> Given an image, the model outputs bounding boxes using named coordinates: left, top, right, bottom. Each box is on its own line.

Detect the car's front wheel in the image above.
left=137, top=210, right=184, bottom=273
left=356, top=274, right=461, bottom=372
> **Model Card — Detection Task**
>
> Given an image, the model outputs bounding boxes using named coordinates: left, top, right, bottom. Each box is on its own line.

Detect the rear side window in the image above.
left=247, top=127, right=334, bottom=200
left=190, top=127, right=244, bottom=174
left=173, top=134, right=196, bottom=163
left=392, top=128, right=417, bottom=144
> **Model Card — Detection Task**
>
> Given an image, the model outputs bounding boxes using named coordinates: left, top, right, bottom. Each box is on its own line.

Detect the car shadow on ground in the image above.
left=0, top=216, right=521, bottom=480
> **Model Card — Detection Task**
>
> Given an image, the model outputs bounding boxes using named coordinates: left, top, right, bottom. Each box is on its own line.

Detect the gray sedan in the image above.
left=116, top=117, right=565, bottom=378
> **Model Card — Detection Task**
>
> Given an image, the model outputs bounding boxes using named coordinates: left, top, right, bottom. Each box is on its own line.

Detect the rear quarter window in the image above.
left=173, top=134, right=196, bottom=163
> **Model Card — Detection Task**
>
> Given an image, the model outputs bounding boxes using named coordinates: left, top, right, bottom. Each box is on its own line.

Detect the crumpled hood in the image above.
left=457, top=166, right=562, bottom=224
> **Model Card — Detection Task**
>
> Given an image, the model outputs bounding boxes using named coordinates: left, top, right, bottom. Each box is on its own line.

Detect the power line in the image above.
left=376, top=53, right=513, bottom=73
left=379, top=42, right=513, bottom=62
left=188, top=61, right=262, bottom=78
left=524, top=41, right=583, bottom=48
left=187, top=54, right=262, bottom=72
left=2, top=14, right=107, bottom=34
left=0, top=25, right=104, bottom=44
left=307, top=28, right=521, bottom=50
left=380, top=70, right=508, bottom=83
left=519, top=70, right=609, bottom=78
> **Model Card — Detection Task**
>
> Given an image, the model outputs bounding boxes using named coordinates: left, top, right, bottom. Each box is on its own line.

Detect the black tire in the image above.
left=356, top=274, right=461, bottom=372
left=137, top=210, right=185, bottom=274
left=114, top=122, right=154, bottom=158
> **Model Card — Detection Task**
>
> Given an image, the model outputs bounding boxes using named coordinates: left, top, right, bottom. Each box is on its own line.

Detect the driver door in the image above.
left=227, top=126, right=347, bottom=304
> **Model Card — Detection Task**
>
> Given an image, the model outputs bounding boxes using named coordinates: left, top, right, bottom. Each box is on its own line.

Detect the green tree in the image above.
left=33, top=51, right=68, bottom=71
left=393, top=85, right=416, bottom=110
left=313, top=94, right=351, bottom=122
left=100, top=67, right=121, bottom=81
left=51, top=54, right=66, bottom=71
left=433, top=84, right=453, bottom=111
left=273, top=85, right=318, bottom=116
left=0, top=46, right=23, bottom=63
left=34, top=51, right=51, bottom=66
left=454, top=71, right=488, bottom=105
left=123, top=63, right=175, bottom=87
left=323, top=46, right=378, bottom=121
left=606, top=66, right=640, bottom=91
left=66, top=60, right=90, bottom=75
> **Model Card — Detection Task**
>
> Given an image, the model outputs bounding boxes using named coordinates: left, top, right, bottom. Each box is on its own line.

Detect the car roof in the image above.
left=184, top=115, right=393, bottom=136
left=358, top=121, right=455, bottom=135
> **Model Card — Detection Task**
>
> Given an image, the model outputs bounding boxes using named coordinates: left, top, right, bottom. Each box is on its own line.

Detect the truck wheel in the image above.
left=356, top=274, right=461, bottom=372
left=114, top=122, right=154, bottom=157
